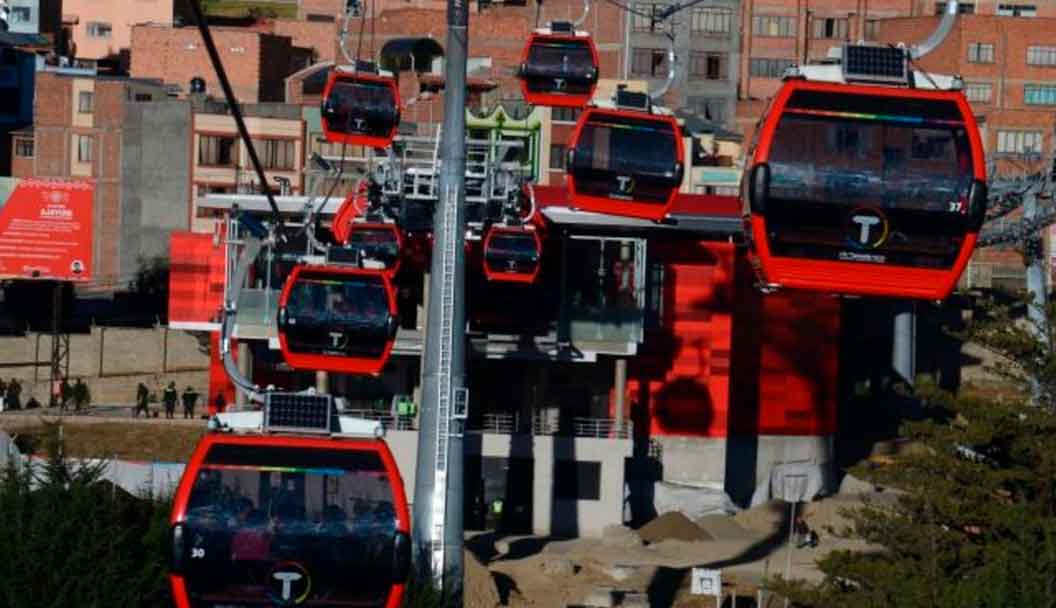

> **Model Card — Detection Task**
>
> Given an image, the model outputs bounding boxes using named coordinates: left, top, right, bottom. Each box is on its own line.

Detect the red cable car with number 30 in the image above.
left=169, top=396, right=411, bottom=608
left=743, top=45, right=987, bottom=300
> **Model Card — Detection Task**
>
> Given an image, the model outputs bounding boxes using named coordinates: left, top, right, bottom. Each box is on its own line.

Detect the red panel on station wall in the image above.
left=727, top=253, right=840, bottom=437
left=168, top=230, right=225, bottom=329
left=623, top=241, right=736, bottom=438
left=620, top=243, right=840, bottom=439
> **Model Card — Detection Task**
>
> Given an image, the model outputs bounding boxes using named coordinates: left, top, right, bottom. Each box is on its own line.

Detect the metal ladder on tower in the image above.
left=428, top=122, right=460, bottom=584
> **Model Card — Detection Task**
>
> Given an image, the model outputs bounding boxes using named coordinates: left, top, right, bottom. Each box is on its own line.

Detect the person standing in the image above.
left=72, top=378, right=90, bottom=412
left=135, top=382, right=150, bottom=418
left=211, top=392, right=226, bottom=416
left=162, top=382, right=178, bottom=419
left=181, top=386, right=199, bottom=419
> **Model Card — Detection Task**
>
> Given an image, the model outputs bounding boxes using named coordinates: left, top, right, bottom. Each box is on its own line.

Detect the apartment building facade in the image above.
left=190, top=98, right=306, bottom=233
left=624, top=0, right=741, bottom=127
left=62, top=0, right=186, bottom=63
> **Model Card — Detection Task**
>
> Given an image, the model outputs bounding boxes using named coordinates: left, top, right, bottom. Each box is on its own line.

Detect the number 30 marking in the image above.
left=191, top=548, right=205, bottom=559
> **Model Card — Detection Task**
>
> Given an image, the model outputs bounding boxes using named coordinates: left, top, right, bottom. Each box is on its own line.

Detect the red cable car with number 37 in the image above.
left=743, top=44, right=987, bottom=300
left=169, top=395, right=411, bottom=608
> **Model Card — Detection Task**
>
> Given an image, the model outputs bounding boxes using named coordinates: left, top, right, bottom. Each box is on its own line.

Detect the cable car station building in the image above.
left=169, top=93, right=837, bottom=538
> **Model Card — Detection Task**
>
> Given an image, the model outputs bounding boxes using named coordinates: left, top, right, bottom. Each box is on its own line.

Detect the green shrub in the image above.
left=0, top=424, right=172, bottom=607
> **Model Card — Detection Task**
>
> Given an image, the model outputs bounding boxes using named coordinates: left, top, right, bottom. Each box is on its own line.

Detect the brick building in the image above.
left=130, top=24, right=314, bottom=102
left=873, top=14, right=1056, bottom=175
left=12, top=69, right=192, bottom=290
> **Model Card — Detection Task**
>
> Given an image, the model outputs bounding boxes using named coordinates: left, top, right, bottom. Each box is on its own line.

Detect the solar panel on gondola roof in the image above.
left=841, top=44, right=908, bottom=84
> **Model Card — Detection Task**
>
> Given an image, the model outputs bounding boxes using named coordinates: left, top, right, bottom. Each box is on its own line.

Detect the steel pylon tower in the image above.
left=411, top=0, right=470, bottom=601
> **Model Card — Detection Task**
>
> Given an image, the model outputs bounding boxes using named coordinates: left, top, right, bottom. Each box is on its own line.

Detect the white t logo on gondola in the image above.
left=553, top=77, right=566, bottom=90
left=616, top=176, right=634, bottom=194
left=353, top=118, right=367, bottom=131
left=852, top=215, right=881, bottom=245
left=329, top=331, right=342, bottom=347
left=273, top=571, right=303, bottom=601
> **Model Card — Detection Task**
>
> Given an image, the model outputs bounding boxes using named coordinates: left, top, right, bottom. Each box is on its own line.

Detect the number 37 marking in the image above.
left=949, top=201, right=964, bottom=213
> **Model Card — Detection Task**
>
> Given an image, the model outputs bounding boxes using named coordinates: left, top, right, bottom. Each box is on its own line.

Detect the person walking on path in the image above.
left=182, top=386, right=199, bottom=419
left=162, top=382, right=178, bottom=419
left=134, top=382, right=150, bottom=418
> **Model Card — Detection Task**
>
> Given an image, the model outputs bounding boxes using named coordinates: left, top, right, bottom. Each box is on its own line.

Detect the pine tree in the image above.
left=0, top=423, right=172, bottom=607
left=772, top=301, right=1056, bottom=608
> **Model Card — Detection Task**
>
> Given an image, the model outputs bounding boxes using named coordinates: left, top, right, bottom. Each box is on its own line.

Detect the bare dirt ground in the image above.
left=464, top=486, right=893, bottom=607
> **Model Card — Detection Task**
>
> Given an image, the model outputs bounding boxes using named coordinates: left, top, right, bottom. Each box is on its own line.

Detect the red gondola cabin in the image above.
left=518, top=23, right=599, bottom=108
left=277, top=265, right=398, bottom=375
left=169, top=399, right=411, bottom=608
left=321, top=66, right=401, bottom=149
left=566, top=90, right=685, bottom=222
left=482, top=225, right=543, bottom=283
left=743, top=45, right=987, bottom=300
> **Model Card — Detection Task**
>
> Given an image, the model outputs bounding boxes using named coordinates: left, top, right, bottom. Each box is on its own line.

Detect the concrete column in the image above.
left=236, top=341, right=252, bottom=406
left=315, top=371, right=328, bottom=394
left=614, top=358, right=627, bottom=430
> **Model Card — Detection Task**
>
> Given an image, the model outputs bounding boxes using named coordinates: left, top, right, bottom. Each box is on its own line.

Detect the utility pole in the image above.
left=412, top=0, right=469, bottom=599
left=1024, top=187, right=1048, bottom=402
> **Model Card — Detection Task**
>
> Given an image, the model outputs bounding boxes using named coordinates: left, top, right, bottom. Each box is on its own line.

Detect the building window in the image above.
left=346, top=0, right=363, bottom=16
left=690, top=7, right=732, bottom=34
left=632, top=3, right=669, bottom=32
left=77, top=136, right=93, bottom=163
left=86, top=22, right=112, bottom=38
left=996, top=130, right=1043, bottom=155
left=935, top=2, right=974, bottom=13
left=753, top=15, right=796, bottom=37
left=1027, top=46, right=1056, bottom=66
left=968, top=43, right=995, bottom=63
left=631, top=47, right=670, bottom=77
left=553, top=461, right=602, bottom=501
left=258, top=139, right=297, bottom=171
left=1025, top=84, right=1056, bottom=105
left=134, top=93, right=152, bottom=102
left=811, top=17, right=849, bottom=39
left=306, top=13, right=336, bottom=22
left=198, top=135, right=237, bottom=166
left=964, top=82, right=992, bottom=103
left=997, top=4, right=1036, bottom=16
left=14, top=138, right=33, bottom=158
left=552, top=107, right=581, bottom=123
left=549, top=144, right=566, bottom=170
left=689, top=52, right=728, bottom=80
left=10, top=6, right=31, bottom=22
left=864, top=19, right=880, bottom=40
left=750, top=57, right=795, bottom=78
left=688, top=97, right=726, bottom=122
left=78, top=91, right=93, bottom=113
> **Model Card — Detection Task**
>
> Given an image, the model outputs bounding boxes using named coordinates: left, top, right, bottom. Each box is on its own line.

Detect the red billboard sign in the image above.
left=0, top=178, right=94, bottom=281
left=168, top=230, right=226, bottom=330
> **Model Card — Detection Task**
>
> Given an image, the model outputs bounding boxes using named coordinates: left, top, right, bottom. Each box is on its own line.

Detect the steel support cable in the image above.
left=186, top=0, right=285, bottom=234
